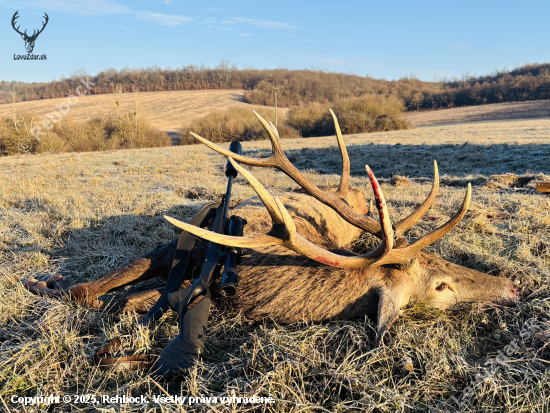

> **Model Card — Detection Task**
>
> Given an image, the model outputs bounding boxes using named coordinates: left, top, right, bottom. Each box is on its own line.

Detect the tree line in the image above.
left=3, top=62, right=550, bottom=111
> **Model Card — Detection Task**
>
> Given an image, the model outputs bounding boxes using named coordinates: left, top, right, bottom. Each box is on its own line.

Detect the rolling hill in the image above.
left=0, top=89, right=288, bottom=136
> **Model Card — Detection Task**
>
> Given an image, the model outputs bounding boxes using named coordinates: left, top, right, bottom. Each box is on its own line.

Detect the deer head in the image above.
left=12, top=11, right=49, bottom=54
left=165, top=110, right=520, bottom=343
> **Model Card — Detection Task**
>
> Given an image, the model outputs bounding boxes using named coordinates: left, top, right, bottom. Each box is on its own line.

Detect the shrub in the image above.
left=330, top=94, right=408, bottom=133
left=0, top=112, right=170, bottom=156
left=0, top=117, right=28, bottom=155
left=287, top=94, right=408, bottom=137
left=49, top=115, right=170, bottom=152
left=286, top=104, right=329, bottom=137
left=179, top=106, right=300, bottom=145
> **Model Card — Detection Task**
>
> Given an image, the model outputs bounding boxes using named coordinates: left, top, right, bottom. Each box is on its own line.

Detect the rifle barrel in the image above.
left=221, top=141, right=242, bottom=231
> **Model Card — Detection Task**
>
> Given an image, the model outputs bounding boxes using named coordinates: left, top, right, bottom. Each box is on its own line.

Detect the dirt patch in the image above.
left=175, top=186, right=217, bottom=200
left=390, top=175, right=412, bottom=187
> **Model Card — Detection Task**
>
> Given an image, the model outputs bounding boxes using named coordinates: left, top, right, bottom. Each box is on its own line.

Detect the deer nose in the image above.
left=506, top=282, right=520, bottom=303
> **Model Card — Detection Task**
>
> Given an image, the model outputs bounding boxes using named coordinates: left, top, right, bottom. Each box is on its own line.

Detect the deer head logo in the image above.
left=11, top=11, right=49, bottom=54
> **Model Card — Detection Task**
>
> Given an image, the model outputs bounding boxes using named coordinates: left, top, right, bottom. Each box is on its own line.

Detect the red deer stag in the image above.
left=25, top=110, right=520, bottom=343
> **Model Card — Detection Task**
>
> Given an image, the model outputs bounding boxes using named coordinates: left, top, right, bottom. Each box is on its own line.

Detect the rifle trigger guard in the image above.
left=168, top=284, right=204, bottom=314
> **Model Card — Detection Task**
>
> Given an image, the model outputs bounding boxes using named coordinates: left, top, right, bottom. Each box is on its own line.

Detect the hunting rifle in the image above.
left=93, top=141, right=246, bottom=376
left=153, top=141, right=246, bottom=376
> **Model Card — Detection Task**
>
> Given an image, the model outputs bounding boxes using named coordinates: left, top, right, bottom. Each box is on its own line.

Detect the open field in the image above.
left=0, top=90, right=289, bottom=136
left=1, top=117, right=550, bottom=411
left=406, top=99, right=550, bottom=126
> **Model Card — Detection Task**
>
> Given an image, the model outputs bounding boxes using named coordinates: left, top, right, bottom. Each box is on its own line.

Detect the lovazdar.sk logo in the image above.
left=11, top=10, right=48, bottom=60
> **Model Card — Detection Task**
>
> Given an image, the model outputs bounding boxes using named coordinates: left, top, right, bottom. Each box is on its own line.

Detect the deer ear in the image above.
left=375, top=288, right=406, bottom=345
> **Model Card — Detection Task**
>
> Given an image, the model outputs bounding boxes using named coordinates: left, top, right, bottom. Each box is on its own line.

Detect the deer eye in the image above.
left=435, top=283, right=447, bottom=291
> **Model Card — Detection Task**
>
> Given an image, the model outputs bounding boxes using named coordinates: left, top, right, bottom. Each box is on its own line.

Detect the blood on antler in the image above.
left=165, top=111, right=472, bottom=268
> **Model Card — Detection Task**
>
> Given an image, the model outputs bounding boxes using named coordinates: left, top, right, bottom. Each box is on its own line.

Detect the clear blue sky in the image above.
left=1, top=0, right=549, bottom=83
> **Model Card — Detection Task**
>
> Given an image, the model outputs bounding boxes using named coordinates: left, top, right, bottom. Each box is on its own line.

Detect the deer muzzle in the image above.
left=503, top=281, right=521, bottom=304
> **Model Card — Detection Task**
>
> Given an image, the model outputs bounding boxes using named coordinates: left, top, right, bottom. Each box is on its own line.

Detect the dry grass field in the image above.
left=406, top=99, right=550, bottom=126
left=0, top=90, right=288, bottom=136
left=1, top=117, right=550, bottom=412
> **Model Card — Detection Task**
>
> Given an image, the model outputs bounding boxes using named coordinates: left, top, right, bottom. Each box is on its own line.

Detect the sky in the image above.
left=1, top=0, right=549, bottom=83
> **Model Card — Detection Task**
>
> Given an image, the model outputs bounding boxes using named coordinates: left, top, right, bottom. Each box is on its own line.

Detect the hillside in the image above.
left=5, top=62, right=550, bottom=113
left=1, top=118, right=549, bottom=411
left=407, top=99, right=550, bottom=126
left=0, top=89, right=288, bottom=136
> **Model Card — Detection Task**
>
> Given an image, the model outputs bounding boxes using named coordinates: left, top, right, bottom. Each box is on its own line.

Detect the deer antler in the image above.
left=165, top=157, right=471, bottom=268
left=189, top=110, right=439, bottom=239
left=11, top=11, right=26, bottom=37
left=12, top=11, right=49, bottom=40
left=28, top=13, right=49, bottom=40
left=34, top=13, right=49, bottom=38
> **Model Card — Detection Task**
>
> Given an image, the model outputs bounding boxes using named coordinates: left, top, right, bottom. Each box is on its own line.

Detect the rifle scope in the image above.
left=220, top=215, right=246, bottom=297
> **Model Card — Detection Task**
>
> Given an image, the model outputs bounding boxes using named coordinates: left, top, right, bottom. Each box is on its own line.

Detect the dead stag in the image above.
left=25, top=110, right=520, bottom=343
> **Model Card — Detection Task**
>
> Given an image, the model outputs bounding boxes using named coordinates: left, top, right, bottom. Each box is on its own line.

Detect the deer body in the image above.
left=229, top=190, right=375, bottom=323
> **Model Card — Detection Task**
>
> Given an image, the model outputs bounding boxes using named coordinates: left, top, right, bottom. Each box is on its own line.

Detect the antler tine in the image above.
left=164, top=215, right=283, bottom=248
left=393, top=160, right=439, bottom=237
left=329, top=109, right=350, bottom=200
left=253, top=111, right=284, bottom=155
left=407, top=183, right=471, bottom=253
left=227, top=158, right=283, bottom=224
left=375, top=183, right=472, bottom=266
left=268, top=121, right=280, bottom=139
left=366, top=166, right=394, bottom=254
left=189, top=132, right=275, bottom=167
